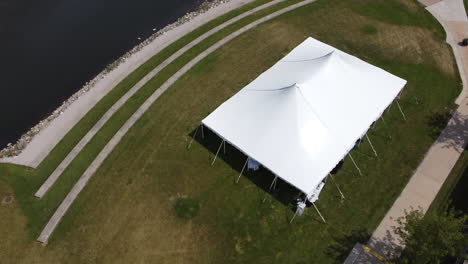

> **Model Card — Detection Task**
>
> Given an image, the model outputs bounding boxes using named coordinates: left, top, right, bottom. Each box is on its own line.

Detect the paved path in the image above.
left=369, top=0, right=468, bottom=258
left=34, top=0, right=286, bottom=199
left=0, top=0, right=256, bottom=168
left=426, top=0, right=468, bottom=104
left=36, top=0, right=318, bottom=244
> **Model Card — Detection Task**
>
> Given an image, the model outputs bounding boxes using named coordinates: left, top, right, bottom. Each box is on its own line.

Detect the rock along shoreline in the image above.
left=0, top=0, right=232, bottom=159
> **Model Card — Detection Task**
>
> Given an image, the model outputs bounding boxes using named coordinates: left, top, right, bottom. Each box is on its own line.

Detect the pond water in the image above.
left=0, top=0, right=203, bottom=149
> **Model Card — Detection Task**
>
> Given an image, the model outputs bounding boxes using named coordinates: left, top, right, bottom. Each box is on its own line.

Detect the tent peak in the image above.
left=281, top=50, right=335, bottom=63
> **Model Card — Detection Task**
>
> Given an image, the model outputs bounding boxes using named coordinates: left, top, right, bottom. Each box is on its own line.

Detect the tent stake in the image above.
left=365, top=134, right=378, bottom=157
left=329, top=174, right=345, bottom=199
left=312, top=202, right=326, bottom=224
left=187, top=125, right=200, bottom=149
left=396, top=99, right=407, bottom=120
left=201, top=124, right=205, bottom=138
left=236, top=157, right=249, bottom=184
left=211, top=139, right=224, bottom=166
left=348, top=153, right=362, bottom=176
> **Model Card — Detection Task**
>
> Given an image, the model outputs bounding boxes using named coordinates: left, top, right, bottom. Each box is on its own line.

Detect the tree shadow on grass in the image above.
left=325, top=227, right=371, bottom=263
left=188, top=126, right=302, bottom=208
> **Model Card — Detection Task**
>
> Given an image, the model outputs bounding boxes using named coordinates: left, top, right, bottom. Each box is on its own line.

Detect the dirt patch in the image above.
left=370, top=24, right=456, bottom=75
left=2, top=195, right=13, bottom=204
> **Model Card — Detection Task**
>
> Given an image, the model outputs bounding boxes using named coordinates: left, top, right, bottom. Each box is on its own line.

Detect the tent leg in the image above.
left=211, top=139, right=224, bottom=166
left=380, top=115, right=386, bottom=125
left=236, top=158, right=249, bottom=184
left=348, top=153, right=362, bottom=176
left=270, top=176, right=278, bottom=191
left=187, top=125, right=199, bottom=149
left=365, top=134, right=378, bottom=157
left=329, top=174, right=345, bottom=199
left=201, top=124, right=205, bottom=139
left=223, top=140, right=226, bottom=154
left=312, top=202, right=326, bottom=224
left=396, top=99, right=407, bottom=120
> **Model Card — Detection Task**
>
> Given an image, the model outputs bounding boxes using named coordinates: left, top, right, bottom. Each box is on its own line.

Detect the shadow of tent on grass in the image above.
left=187, top=124, right=368, bottom=209
left=187, top=126, right=304, bottom=209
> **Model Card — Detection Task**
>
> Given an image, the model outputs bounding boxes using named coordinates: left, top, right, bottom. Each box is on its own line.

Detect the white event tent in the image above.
left=201, top=37, right=407, bottom=199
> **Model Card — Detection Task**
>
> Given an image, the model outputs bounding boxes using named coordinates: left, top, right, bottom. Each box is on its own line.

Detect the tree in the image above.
left=393, top=208, right=467, bottom=264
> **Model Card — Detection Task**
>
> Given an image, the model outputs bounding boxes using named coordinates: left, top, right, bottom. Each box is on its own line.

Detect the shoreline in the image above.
left=0, top=0, right=255, bottom=167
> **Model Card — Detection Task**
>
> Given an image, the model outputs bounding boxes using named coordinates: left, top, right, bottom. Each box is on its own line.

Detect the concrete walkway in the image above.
left=36, top=0, right=317, bottom=244
left=369, top=0, right=468, bottom=258
left=34, top=0, right=286, bottom=199
left=0, top=0, right=256, bottom=168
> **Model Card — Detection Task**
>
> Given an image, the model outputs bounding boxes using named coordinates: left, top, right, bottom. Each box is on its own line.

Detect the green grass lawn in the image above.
left=0, top=0, right=462, bottom=263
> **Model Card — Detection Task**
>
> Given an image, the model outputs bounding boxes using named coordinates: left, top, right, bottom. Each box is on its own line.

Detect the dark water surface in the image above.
left=0, top=0, right=203, bottom=149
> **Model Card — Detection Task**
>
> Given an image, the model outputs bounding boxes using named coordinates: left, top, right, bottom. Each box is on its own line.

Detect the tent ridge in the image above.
left=280, top=50, right=335, bottom=63
left=246, top=83, right=297, bottom=91
left=295, top=85, right=352, bottom=154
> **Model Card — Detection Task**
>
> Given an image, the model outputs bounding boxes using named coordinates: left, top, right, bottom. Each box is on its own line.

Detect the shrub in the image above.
left=361, top=24, right=378, bottom=35
left=175, top=197, right=200, bottom=219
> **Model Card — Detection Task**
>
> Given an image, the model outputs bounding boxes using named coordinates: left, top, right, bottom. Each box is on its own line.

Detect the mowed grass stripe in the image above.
left=36, top=0, right=309, bottom=242
left=34, top=0, right=287, bottom=199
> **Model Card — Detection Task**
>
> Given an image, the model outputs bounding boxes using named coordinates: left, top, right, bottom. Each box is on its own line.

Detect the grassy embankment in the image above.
left=0, top=0, right=462, bottom=263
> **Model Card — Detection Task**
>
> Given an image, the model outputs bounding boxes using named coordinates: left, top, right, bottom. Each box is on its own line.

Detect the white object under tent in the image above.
left=200, top=37, right=407, bottom=219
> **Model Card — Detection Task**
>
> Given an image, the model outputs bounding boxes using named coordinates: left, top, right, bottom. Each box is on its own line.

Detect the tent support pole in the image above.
left=312, top=202, right=326, bottom=224
left=396, top=99, right=407, bottom=120
left=201, top=124, right=205, bottom=138
left=289, top=210, right=298, bottom=224
left=188, top=125, right=199, bottom=149
left=329, top=174, right=345, bottom=199
left=223, top=140, right=226, bottom=154
left=236, top=158, right=249, bottom=184
left=366, top=134, right=378, bottom=157
left=211, top=139, right=224, bottom=166
left=348, top=153, right=362, bottom=176
left=270, top=176, right=278, bottom=190
left=262, top=176, right=278, bottom=203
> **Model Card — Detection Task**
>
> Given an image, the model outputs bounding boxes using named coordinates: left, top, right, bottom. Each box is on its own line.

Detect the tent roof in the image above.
left=202, top=37, right=406, bottom=195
